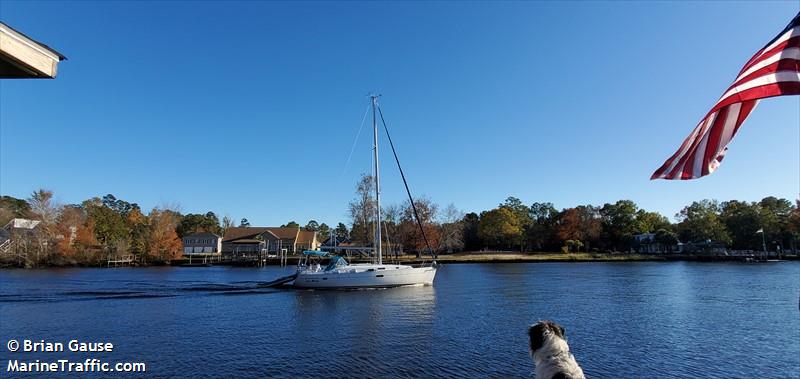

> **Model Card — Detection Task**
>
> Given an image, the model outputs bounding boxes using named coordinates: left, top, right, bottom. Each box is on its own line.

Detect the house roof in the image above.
left=0, top=22, right=66, bottom=79
left=184, top=232, right=220, bottom=238
left=297, top=230, right=316, bottom=244
left=222, top=226, right=307, bottom=243
left=4, top=218, right=41, bottom=230
left=0, top=23, right=66, bottom=60
left=223, top=227, right=271, bottom=242
left=270, top=227, right=300, bottom=240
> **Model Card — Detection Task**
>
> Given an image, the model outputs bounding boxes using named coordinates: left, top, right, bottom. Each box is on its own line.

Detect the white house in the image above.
left=182, top=232, right=222, bottom=255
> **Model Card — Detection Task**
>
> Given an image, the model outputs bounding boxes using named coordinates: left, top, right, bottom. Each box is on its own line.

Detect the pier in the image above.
left=106, top=255, right=133, bottom=268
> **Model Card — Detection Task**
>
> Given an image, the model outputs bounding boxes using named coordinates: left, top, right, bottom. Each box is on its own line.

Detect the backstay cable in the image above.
left=376, top=105, right=437, bottom=262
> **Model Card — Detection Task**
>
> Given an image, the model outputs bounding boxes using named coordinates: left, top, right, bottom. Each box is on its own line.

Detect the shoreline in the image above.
left=2, top=252, right=797, bottom=269
left=368, top=252, right=800, bottom=265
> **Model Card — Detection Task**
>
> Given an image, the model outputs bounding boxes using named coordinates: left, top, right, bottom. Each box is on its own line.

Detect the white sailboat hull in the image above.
left=293, top=264, right=436, bottom=289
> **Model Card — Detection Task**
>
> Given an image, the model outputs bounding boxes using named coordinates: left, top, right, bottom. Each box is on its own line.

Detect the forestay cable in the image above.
left=338, top=102, right=372, bottom=183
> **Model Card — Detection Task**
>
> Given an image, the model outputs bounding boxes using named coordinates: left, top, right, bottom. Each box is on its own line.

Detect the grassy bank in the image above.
left=4, top=252, right=797, bottom=269
left=372, top=252, right=799, bottom=265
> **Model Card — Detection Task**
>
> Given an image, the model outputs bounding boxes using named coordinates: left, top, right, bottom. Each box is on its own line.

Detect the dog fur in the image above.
left=528, top=320, right=585, bottom=379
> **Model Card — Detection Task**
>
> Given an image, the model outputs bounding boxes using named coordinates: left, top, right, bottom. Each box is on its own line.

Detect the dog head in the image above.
left=528, top=320, right=585, bottom=379
left=528, top=320, right=566, bottom=355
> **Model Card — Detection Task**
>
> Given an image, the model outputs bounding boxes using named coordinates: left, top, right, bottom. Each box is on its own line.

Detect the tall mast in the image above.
left=372, top=95, right=382, bottom=265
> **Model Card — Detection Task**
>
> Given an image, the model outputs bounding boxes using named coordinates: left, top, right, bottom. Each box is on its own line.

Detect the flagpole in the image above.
left=756, top=228, right=767, bottom=261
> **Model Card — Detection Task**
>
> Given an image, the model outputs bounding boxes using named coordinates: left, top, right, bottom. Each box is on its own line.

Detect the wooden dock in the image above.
left=107, top=255, right=133, bottom=268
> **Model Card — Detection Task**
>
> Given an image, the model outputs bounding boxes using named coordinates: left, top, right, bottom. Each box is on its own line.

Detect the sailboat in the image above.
left=292, top=96, right=437, bottom=289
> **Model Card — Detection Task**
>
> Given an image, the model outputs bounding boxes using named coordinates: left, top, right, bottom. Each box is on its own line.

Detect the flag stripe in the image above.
left=730, top=99, right=758, bottom=138
left=706, top=100, right=755, bottom=177
left=681, top=114, right=717, bottom=179
left=665, top=112, right=717, bottom=179
left=714, top=102, right=744, bottom=160
left=737, top=35, right=800, bottom=79
left=739, top=14, right=800, bottom=75
left=734, top=48, right=800, bottom=88
left=655, top=117, right=706, bottom=178
left=701, top=104, right=735, bottom=176
left=716, top=71, right=800, bottom=108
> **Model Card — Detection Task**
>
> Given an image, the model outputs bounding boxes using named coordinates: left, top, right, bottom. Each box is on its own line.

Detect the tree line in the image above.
left=455, top=196, right=798, bottom=254
left=1, top=184, right=797, bottom=267
left=1, top=191, right=200, bottom=267
left=343, top=175, right=799, bottom=255
left=0, top=189, right=358, bottom=267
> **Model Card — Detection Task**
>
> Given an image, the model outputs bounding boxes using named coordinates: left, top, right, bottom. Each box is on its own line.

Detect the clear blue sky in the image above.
left=1, top=1, right=798, bottom=227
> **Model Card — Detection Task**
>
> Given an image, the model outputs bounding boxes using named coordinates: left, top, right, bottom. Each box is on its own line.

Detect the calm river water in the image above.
left=1, top=262, right=798, bottom=378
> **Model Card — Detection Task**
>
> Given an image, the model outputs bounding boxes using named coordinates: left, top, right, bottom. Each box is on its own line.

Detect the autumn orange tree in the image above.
left=127, top=208, right=149, bottom=255
left=557, top=206, right=601, bottom=252
left=55, top=205, right=84, bottom=256
left=147, top=208, right=182, bottom=262
left=55, top=205, right=100, bottom=262
left=398, top=197, right=440, bottom=257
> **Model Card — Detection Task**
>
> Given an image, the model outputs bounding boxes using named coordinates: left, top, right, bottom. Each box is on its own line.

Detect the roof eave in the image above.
left=0, top=22, right=66, bottom=79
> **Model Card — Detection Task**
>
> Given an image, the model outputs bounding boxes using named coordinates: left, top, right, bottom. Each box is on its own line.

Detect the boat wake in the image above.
left=0, top=280, right=291, bottom=304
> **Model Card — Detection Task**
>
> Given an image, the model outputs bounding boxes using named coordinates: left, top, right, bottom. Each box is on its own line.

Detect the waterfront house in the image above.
left=182, top=232, right=222, bottom=255
left=1, top=218, right=42, bottom=240
left=0, top=218, right=43, bottom=254
left=683, top=240, right=727, bottom=255
left=296, top=230, right=319, bottom=251
left=632, top=233, right=683, bottom=254
left=222, top=227, right=319, bottom=255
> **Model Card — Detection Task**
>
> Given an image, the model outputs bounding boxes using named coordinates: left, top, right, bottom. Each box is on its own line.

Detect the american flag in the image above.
left=652, top=12, right=800, bottom=180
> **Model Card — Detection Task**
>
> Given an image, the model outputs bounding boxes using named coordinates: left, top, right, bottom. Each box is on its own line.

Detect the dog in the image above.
left=528, top=320, right=585, bottom=379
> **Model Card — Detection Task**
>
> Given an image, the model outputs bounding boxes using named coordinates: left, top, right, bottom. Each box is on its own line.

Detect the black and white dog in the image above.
left=528, top=320, right=585, bottom=379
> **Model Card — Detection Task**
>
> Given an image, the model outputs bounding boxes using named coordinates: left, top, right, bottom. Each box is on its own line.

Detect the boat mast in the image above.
left=371, top=94, right=382, bottom=265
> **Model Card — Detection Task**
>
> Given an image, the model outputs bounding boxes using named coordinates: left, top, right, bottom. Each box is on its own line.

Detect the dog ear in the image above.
left=528, top=323, right=545, bottom=354
left=559, top=325, right=565, bottom=337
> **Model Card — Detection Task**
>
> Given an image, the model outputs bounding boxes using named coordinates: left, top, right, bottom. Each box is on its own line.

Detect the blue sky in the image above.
left=1, top=1, right=798, bottom=227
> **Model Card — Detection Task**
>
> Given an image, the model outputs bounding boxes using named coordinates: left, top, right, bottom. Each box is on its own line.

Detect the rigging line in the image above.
left=377, top=104, right=437, bottom=262
left=338, top=102, right=372, bottom=183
